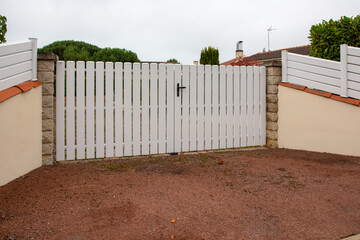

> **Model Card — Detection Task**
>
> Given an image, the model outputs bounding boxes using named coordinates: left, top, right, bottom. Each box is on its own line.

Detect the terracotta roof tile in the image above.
left=330, top=94, right=360, bottom=106
left=0, top=81, right=42, bottom=103
left=221, top=45, right=310, bottom=65
left=304, top=88, right=332, bottom=98
left=279, top=82, right=306, bottom=91
left=16, top=81, right=42, bottom=92
left=0, top=87, right=22, bottom=103
left=280, top=82, right=360, bottom=107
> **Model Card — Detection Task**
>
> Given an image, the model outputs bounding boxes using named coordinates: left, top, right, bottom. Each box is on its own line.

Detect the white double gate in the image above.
left=56, top=62, right=266, bottom=161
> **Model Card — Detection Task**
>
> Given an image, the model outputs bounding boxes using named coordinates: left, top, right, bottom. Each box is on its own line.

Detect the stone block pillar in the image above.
left=261, top=61, right=282, bottom=148
left=37, top=53, right=58, bottom=165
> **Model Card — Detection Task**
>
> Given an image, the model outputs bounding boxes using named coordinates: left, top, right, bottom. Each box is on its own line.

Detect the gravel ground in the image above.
left=0, top=148, right=359, bottom=240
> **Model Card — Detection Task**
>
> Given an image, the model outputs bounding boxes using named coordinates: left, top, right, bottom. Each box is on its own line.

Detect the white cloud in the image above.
left=1, top=0, right=358, bottom=64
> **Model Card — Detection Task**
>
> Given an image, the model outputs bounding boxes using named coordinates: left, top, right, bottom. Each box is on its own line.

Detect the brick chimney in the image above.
left=236, top=41, right=243, bottom=60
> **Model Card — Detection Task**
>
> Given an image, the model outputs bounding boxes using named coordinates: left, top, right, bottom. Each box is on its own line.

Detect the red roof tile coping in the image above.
left=279, top=82, right=360, bottom=107
left=279, top=82, right=306, bottom=91
left=330, top=94, right=360, bottom=106
left=304, top=88, right=332, bottom=98
left=0, top=81, right=42, bottom=103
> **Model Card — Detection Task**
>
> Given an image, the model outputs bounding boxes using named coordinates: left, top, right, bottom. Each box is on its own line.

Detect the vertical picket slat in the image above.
left=189, top=65, right=197, bottom=151
left=226, top=66, right=234, bottom=148
left=114, top=62, right=123, bottom=157
left=247, top=66, right=254, bottom=146
left=133, top=63, right=141, bottom=156
left=197, top=65, right=204, bottom=150
left=233, top=66, right=240, bottom=148
left=182, top=65, right=190, bottom=152
left=56, top=61, right=65, bottom=161
left=253, top=67, right=260, bottom=145
left=259, top=66, right=266, bottom=145
left=105, top=62, right=114, bottom=157
left=95, top=62, right=105, bottom=158
left=123, top=63, right=132, bottom=156
left=219, top=65, right=226, bottom=149
left=167, top=65, right=175, bottom=153
left=150, top=63, right=158, bottom=154
left=142, top=63, right=150, bottom=155
left=212, top=65, right=219, bottom=149
left=86, top=62, right=95, bottom=159
left=204, top=65, right=212, bottom=150
left=76, top=61, right=85, bottom=159
left=240, top=66, right=247, bottom=147
left=66, top=61, right=75, bottom=160
left=158, top=64, right=166, bottom=153
left=174, top=64, right=182, bottom=153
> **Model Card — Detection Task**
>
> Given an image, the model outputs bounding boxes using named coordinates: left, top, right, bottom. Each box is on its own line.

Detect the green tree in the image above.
left=309, top=15, right=360, bottom=61
left=200, top=46, right=219, bottom=65
left=0, top=15, right=7, bottom=43
left=167, top=58, right=179, bottom=63
left=39, top=40, right=100, bottom=60
left=38, top=40, right=140, bottom=62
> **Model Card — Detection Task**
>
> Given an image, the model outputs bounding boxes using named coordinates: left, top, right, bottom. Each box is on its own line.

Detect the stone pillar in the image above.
left=261, top=61, right=282, bottom=148
left=37, top=53, right=58, bottom=165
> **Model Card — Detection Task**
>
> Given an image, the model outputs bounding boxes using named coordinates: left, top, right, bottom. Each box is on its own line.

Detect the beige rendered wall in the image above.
left=278, top=85, right=360, bottom=157
left=0, top=86, right=42, bottom=186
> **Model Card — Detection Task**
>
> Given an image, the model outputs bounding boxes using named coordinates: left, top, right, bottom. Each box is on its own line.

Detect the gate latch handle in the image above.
left=177, top=83, right=186, bottom=97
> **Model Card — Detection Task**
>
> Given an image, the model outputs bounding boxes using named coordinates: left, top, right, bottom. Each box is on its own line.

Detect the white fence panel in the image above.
left=114, top=63, right=123, bottom=157
left=105, top=62, right=114, bottom=157
left=226, top=66, right=234, bottom=148
left=66, top=61, right=75, bottom=160
left=182, top=65, right=190, bottom=152
left=56, top=61, right=65, bottom=161
left=132, top=63, right=141, bottom=156
left=158, top=64, right=166, bottom=153
left=76, top=61, right=86, bottom=159
left=174, top=65, right=182, bottom=153
left=0, top=39, right=37, bottom=91
left=197, top=65, right=205, bottom=151
left=150, top=63, right=158, bottom=154
left=282, top=44, right=360, bottom=100
left=189, top=65, right=197, bottom=151
left=123, top=63, right=132, bottom=156
left=204, top=65, right=212, bottom=150
left=56, top=62, right=266, bottom=161
left=141, top=63, right=150, bottom=155
left=96, top=62, right=105, bottom=158
left=212, top=65, right=219, bottom=149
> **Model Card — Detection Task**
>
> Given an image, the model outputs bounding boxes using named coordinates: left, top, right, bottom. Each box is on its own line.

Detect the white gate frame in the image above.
left=56, top=62, right=266, bottom=161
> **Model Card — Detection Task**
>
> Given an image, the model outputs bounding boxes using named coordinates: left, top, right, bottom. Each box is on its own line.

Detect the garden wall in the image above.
left=0, top=82, right=42, bottom=186
left=278, top=84, right=360, bottom=157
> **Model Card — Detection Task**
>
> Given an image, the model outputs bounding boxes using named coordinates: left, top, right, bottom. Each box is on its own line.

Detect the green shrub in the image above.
left=200, top=46, right=219, bottom=65
left=0, top=15, right=7, bottom=43
left=309, top=15, right=360, bottom=61
left=38, top=40, right=140, bottom=62
left=167, top=58, right=179, bottom=63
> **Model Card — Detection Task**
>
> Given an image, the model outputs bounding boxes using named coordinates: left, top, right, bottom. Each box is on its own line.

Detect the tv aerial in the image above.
left=267, top=26, right=276, bottom=51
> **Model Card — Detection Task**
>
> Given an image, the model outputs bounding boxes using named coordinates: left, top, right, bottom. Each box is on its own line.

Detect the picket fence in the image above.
left=0, top=38, right=37, bottom=91
left=282, top=44, right=360, bottom=100
left=56, top=62, right=266, bottom=161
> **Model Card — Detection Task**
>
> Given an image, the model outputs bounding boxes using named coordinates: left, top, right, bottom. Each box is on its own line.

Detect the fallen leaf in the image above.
left=171, top=219, right=176, bottom=223
left=218, top=161, right=224, bottom=165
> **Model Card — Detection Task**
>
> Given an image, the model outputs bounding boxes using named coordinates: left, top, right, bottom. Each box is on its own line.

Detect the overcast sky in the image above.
left=1, top=0, right=359, bottom=64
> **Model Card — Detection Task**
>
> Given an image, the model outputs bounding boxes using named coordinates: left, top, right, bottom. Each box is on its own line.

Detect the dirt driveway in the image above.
left=0, top=148, right=359, bottom=240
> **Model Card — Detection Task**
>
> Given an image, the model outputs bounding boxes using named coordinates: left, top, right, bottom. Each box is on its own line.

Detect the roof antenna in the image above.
left=267, top=26, right=276, bottom=51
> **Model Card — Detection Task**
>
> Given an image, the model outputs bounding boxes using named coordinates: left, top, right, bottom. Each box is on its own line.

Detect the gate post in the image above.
left=37, top=52, right=58, bottom=165
left=261, top=61, right=282, bottom=148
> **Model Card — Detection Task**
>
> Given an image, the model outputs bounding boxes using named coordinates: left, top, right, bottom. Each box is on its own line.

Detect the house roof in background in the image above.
left=221, top=45, right=311, bottom=65
left=220, top=56, right=254, bottom=66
